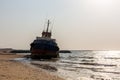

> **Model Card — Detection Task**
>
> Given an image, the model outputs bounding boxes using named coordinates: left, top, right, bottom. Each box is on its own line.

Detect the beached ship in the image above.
left=30, top=20, right=59, bottom=59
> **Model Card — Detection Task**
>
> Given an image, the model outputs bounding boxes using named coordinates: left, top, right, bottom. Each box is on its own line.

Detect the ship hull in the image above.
left=31, top=49, right=59, bottom=59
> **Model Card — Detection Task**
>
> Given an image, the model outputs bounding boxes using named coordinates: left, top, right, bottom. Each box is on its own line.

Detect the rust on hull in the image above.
left=31, top=49, right=59, bottom=59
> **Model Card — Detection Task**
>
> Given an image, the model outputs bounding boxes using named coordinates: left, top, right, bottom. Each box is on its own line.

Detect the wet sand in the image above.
left=0, top=53, right=64, bottom=80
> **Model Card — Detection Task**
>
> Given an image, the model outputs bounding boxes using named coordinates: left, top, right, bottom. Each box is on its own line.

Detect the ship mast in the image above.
left=46, top=20, right=50, bottom=32
left=42, top=20, right=51, bottom=38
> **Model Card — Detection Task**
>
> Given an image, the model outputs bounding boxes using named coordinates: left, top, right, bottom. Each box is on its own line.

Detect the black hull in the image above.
left=30, top=49, right=59, bottom=59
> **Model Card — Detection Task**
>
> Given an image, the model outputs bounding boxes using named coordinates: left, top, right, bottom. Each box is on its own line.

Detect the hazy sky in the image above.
left=0, top=0, right=120, bottom=50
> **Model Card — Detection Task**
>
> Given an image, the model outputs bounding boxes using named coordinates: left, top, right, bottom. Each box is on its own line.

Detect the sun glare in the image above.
left=95, top=0, right=113, bottom=5
left=86, top=0, right=114, bottom=6
left=93, top=51, right=120, bottom=58
left=105, top=51, right=120, bottom=57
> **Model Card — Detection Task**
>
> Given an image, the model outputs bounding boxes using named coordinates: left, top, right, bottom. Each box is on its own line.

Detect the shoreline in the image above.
left=0, top=53, right=64, bottom=80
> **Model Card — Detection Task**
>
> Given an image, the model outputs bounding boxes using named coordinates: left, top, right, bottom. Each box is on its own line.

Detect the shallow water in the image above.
left=15, top=50, right=120, bottom=80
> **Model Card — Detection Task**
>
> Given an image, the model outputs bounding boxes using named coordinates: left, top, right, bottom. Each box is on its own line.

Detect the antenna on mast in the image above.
left=46, top=20, right=50, bottom=32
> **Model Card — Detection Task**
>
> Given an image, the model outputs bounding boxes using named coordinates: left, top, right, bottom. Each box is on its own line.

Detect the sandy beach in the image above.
left=0, top=53, right=64, bottom=80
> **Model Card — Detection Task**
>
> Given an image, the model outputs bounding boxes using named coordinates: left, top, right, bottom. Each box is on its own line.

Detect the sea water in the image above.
left=16, top=50, right=120, bottom=80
